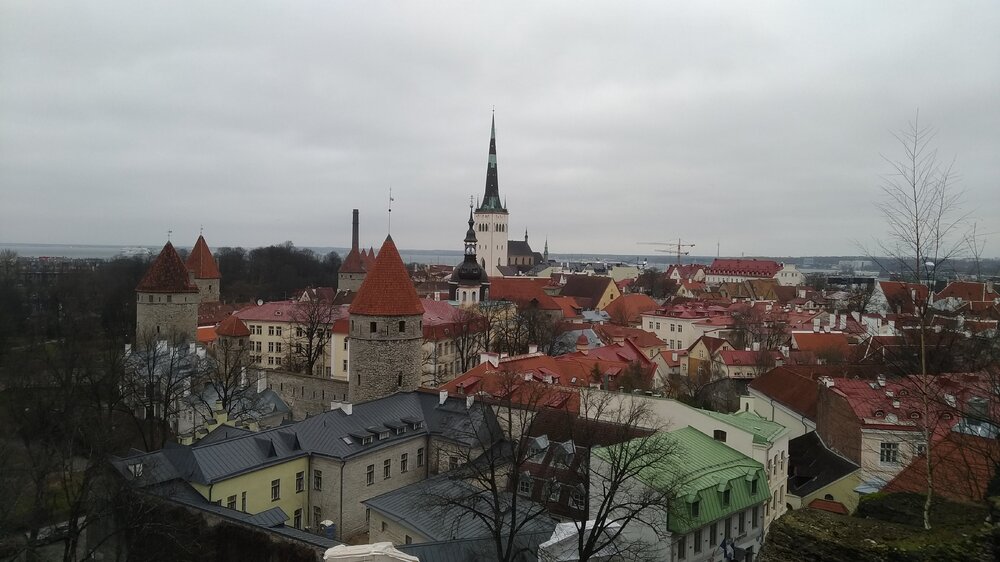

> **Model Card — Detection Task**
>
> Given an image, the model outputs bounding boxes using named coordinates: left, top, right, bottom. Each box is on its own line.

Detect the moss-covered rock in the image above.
left=759, top=493, right=997, bottom=562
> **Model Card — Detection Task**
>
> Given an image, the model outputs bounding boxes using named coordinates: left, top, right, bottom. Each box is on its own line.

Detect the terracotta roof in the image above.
left=216, top=315, right=251, bottom=337
left=707, top=258, right=782, bottom=277
left=593, top=323, right=664, bottom=349
left=349, top=236, right=424, bottom=317
left=692, top=335, right=732, bottom=355
left=136, top=242, right=199, bottom=294
left=603, top=293, right=659, bottom=325
left=665, top=263, right=706, bottom=280
left=340, top=247, right=367, bottom=274
left=807, top=498, right=849, bottom=515
left=198, top=301, right=244, bottom=327
left=550, top=295, right=582, bottom=318
left=878, top=281, right=929, bottom=315
left=186, top=235, right=221, bottom=279
left=935, top=281, right=999, bottom=303
left=791, top=331, right=852, bottom=357
left=883, top=429, right=1000, bottom=503
left=196, top=326, right=217, bottom=344
left=234, top=300, right=350, bottom=324
left=489, top=277, right=561, bottom=310
left=717, top=349, right=782, bottom=366
left=748, top=365, right=881, bottom=420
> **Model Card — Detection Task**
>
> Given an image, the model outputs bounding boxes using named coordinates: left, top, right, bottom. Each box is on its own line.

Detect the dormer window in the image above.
left=713, top=429, right=727, bottom=442
left=128, top=463, right=144, bottom=478
left=751, top=477, right=758, bottom=495
left=722, top=489, right=731, bottom=506
left=691, top=500, right=701, bottom=517
left=362, top=436, right=373, bottom=445
left=395, top=427, right=405, bottom=435
left=379, top=431, right=390, bottom=440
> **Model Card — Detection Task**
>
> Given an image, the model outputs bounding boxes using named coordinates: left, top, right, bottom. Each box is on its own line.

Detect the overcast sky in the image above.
left=2, top=1, right=998, bottom=257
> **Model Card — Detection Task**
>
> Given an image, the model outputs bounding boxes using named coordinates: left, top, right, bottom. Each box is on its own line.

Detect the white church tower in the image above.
left=473, top=113, right=509, bottom=277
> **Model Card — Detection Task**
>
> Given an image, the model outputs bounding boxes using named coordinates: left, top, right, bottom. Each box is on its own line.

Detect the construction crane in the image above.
left=637, top=238, right=696, bottom=265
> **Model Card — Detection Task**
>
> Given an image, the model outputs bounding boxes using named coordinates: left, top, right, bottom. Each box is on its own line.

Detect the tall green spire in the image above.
left=477, top=112, right=506, bottom=213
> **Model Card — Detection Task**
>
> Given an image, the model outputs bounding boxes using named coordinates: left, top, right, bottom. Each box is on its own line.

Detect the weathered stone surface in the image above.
left=136, top=291, right=198, bottom=343
left=347, top=312, right=423, bottom=403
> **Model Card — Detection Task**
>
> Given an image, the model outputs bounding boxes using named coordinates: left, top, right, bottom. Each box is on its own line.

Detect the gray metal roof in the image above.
left=364, top=473, right=557, bottom=543
left=398, top=533, right=552, bottom=562
left=112, top=391, right=490, bottom=486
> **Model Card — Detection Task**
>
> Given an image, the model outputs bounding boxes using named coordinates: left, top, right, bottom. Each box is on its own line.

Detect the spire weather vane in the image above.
left=167, top=229, right=172, bottom=242
left=388, top=186, right=395, bottom=234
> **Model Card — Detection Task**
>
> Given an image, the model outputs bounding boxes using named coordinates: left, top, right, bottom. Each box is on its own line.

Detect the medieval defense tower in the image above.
left=474, top=114, right=509, bottom=277
left=186, top=234, right=221, bottom=303
left=347, top=235, right=424, bottom=403
left=339, top=209, right=368, bottom=292
left=135, top=241, right=199, bottom=344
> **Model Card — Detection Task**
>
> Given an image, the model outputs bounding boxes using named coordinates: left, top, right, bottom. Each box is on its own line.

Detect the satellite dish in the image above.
left=256, top=298, right=264, bottom=306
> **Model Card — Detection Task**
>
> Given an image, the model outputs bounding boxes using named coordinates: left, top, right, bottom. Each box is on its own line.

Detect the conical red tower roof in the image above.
left=349, top=236, right=424, bottom=316
left=340, top=247, right=367, bottom=274
left=216, top=315, right=251, bottom=337
left=136, top=242, right=199, bottom=293
left=186, top=235, right=222, bottom=279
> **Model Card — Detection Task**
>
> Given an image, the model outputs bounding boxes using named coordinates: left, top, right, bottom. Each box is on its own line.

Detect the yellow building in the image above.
left=113, top=391, right=489, bottom=542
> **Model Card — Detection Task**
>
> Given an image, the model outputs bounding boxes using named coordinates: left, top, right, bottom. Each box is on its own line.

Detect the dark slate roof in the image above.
left=364, top=473, right=557, bottom=542
left=143, top=480, right=340, bottom=549
left=787, top=431, right=859, bottom=497
left=559, top=275, right=614, bottom=308
left=508, top=240, right=533, bottom=256
left=113, top=392, right=490, bottom=486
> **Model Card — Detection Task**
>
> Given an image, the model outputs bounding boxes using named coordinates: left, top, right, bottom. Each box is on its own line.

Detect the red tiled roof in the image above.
left=593, top=324, right=664, bottom=349
left=878, top=281, right=929, bottom=315
left=349, top=236, right=424, bottom=316
left=694, top=335, right=733, bottom=355
left=489, top=277, right=561, bottom=310
left=198, top=301, right=245, bottom=327
left=808, top=498, right=849, bottom=515
left=340, top=247, right=366, bottom=274
left=185, top=235, right=221, bottom=279
left=550, top=296, right=582, bottom=318
left=749, top=365, right=882, bottom=420
left=136, top=242, right=199, bottom=294
left=883, top=430, right=1000, bottom=503
left=603, top=293, right=659, bottom=325
left=791, top=331, right=852, bottom=357
left=196, top=326, right=217, bottom=344
left=234, top=300, right=350, bottom=323
left=707, top=258, right=782, bottom=277
left=935, top=281, right=999, bottom=303
left=216, top=314, right=251, bottom=337
left=717, top=349, right=782, bottom=366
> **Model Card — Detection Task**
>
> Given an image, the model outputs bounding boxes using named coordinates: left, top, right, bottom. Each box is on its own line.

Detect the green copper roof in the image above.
left=594, top=426, right=769, bottom=534
left=702, top=410, right=787, bottom=445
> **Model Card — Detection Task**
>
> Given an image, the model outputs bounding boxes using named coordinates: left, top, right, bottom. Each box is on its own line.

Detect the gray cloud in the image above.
left=2, top=1, right=998, bottom=257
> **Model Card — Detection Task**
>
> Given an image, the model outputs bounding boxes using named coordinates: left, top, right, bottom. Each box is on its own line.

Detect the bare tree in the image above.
left=193, top=334, right=264, bottom=426
left=120, top=329, right=200, bottom=451
left=556, top=389, right=685, bottom=561
left=866, top=113, right=969, bottom=530
left=288, top=297, right=338, bottom=377
left=453, top=307, right=488, bottom=373
left=427, top=369, right=555, bottom=562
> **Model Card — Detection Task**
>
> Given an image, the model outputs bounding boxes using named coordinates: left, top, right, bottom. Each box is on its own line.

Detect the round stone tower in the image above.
left=135, top=241, right=200, bottom=345
left=347, top=235, right=425, bottom=403
left=185, top=234, right=221, bottom=303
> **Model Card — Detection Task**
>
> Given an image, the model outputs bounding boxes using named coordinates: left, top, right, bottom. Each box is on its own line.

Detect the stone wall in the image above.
left=136, top=291, right=199, bottom=344
left=193, top=277, right=220, bottom=303
left=338, top=272, right=365, bottom=292
left=313, top=437, right=430, bottom=542
left=348, top=313, right=423, bottom=403
left=267, top=370, right=349, bottom=420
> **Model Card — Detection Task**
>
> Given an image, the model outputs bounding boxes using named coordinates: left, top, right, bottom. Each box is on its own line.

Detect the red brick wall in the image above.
left=816, top=384, right=862, bottom=464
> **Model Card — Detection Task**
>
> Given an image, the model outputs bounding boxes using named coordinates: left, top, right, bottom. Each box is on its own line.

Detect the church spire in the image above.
left=477, top=112, right=505, bottom=213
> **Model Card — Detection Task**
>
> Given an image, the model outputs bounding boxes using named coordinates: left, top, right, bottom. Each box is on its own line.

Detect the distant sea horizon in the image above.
left=2, top=242, right=895, bottom=274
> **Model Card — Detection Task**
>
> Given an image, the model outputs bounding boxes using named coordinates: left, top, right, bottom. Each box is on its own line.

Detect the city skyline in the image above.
left=2, top=2, right=999, bottom=256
